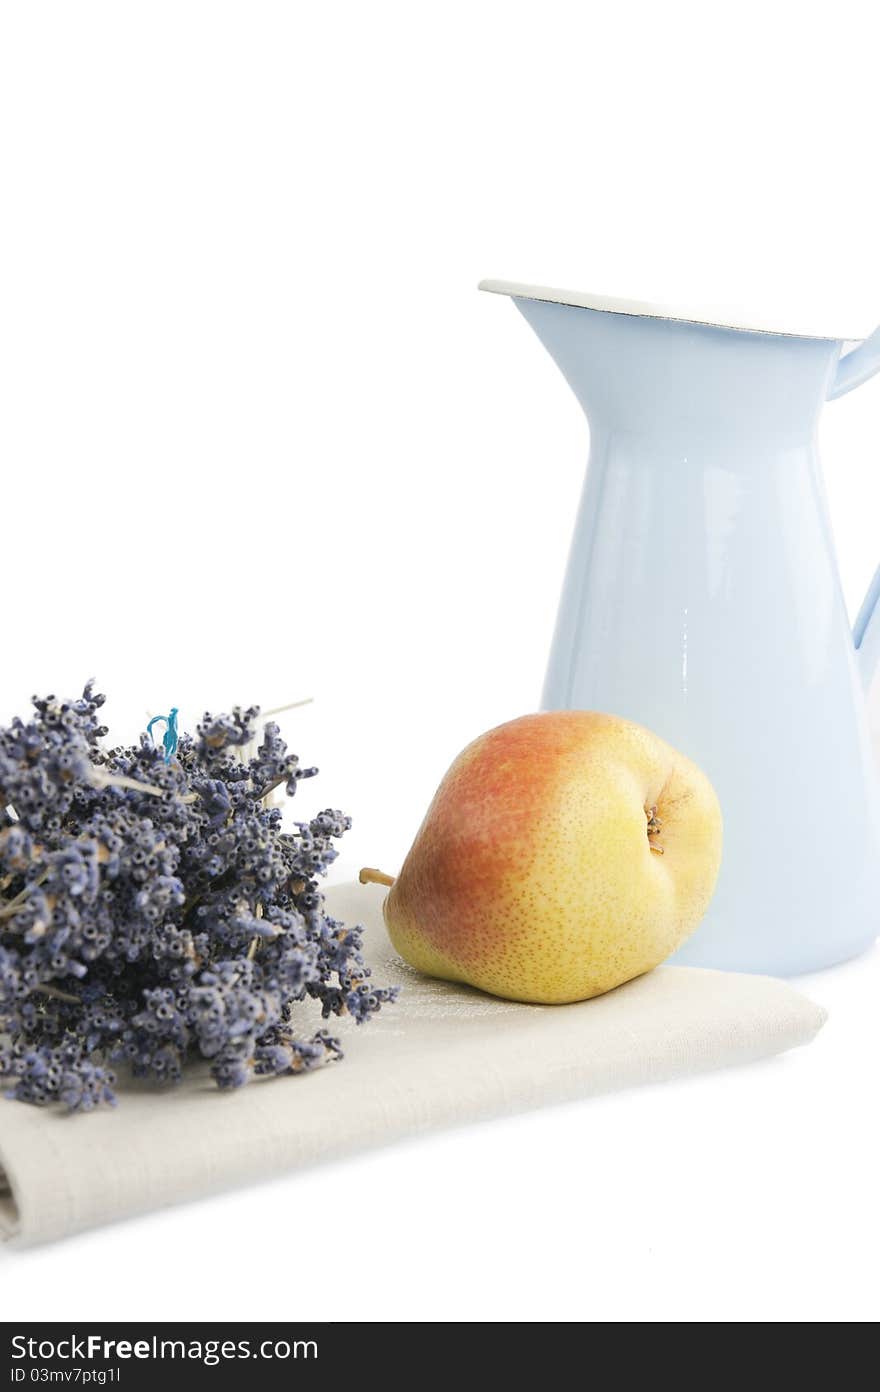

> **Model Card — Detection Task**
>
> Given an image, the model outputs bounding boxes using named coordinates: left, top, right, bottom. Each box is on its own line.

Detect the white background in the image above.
left=1, top=0, right=879, bottom=1322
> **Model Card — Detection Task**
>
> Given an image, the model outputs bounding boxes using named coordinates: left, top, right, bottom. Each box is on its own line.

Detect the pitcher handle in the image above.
left=830, top=324, right=880, bottom=687
left=828, top=325, right=880, bottom=399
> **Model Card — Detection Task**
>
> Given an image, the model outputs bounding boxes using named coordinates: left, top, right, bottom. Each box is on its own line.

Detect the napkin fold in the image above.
left=0, top=881, right=826, bottom=1246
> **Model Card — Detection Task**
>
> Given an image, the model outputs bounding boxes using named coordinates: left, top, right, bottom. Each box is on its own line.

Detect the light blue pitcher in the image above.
left=481, top=279, right=880, bottom=974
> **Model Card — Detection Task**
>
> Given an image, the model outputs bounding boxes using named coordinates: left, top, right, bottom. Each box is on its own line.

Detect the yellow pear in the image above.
left=363, top=711, right=722, bottom=1004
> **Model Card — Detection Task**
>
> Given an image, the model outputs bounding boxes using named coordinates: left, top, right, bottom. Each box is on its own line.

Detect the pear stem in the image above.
left=359, top=867, right=396, bottom=888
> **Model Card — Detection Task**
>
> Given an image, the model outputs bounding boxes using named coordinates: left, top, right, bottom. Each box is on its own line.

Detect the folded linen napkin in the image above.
left=0, top=881, right=826, bottom=1246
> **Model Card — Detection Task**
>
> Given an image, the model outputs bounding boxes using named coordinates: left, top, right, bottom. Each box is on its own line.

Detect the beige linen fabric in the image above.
left=0, top=882, right=826, bottom=1246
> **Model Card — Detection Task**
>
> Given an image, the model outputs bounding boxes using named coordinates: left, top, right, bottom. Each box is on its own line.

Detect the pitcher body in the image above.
left=491, top=290, right=880, bottom=974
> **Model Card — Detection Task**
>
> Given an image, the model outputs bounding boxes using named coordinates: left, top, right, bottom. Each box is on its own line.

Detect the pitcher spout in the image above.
left=505, top=293, right=837, bottom=445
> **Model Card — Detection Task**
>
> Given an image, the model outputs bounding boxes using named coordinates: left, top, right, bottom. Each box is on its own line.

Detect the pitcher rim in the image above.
left=478, top=278, right=866, bottom=344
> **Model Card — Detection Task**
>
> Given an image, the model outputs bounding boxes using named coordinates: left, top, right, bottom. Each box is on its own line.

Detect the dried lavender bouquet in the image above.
left=0, top=683, right=396, bottom=1111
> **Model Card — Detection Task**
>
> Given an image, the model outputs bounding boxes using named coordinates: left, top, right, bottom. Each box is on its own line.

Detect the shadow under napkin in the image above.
left=0, top=881, right=827, bottom=1246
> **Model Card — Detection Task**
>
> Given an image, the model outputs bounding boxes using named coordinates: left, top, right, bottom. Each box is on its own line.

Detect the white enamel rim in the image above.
left=478, top=278, right=867, bottom=344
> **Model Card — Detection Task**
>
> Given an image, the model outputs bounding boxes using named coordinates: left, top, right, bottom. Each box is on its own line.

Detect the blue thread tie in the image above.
left=147, top=707, right=180, bottom=764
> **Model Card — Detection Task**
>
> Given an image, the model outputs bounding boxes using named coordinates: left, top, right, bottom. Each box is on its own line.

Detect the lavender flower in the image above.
left=0, top=684, right=396, bottom=1111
